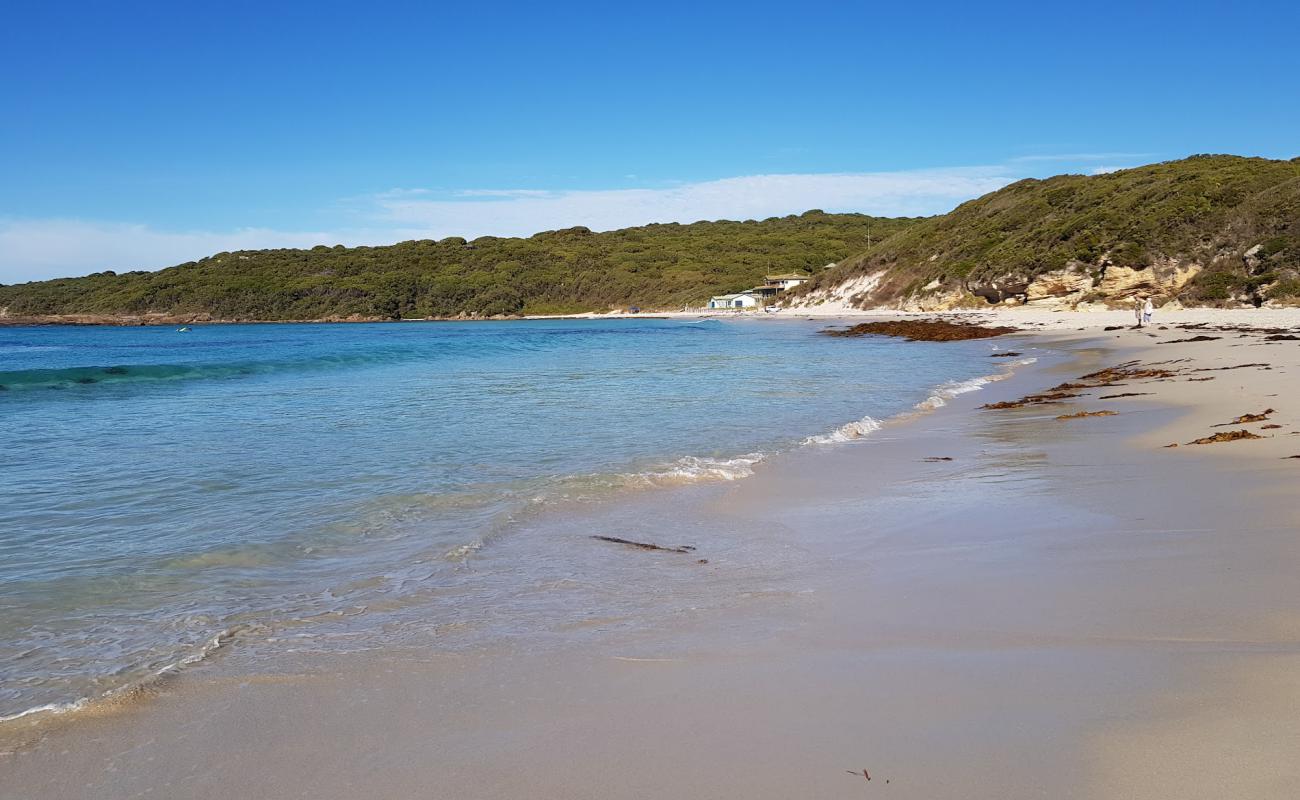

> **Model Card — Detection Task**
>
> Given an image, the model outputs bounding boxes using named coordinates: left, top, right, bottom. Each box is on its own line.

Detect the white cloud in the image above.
left=1010, top=152, right=1154, bottom=163
left=1, top=166, right=1023, bottom=284
left=0, top=219, right=397, bottom=285
left=1089, top=165, right=1131, bottom=175
left=372, top=167, right=1018, bottom=238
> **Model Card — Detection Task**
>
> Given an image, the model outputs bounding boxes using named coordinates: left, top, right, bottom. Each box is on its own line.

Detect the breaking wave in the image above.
left=623, top=453, right=766, bottom=485
left=0, top=627, right=238, bottom=727
left=805, top=357, right=1037, bottom=444
left=803, top=415, right=883, bottom=445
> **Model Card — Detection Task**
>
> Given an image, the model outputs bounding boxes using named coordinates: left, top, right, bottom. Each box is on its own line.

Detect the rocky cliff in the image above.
left=789, top=155, right=1300, bottom=311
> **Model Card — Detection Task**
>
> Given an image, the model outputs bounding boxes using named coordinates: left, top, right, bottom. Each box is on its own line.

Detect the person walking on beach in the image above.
left=1134, top=297, right=1144, bottom=327
left=1143, top=297, right=1154, bottom=326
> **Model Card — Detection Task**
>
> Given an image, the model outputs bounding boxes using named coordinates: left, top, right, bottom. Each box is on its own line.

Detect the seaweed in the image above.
left=1186, top=429, right=1264, bottom=445
left=823, top=320, right=1018, bottom=341
left=1056, top=410, right=1118, bottom=420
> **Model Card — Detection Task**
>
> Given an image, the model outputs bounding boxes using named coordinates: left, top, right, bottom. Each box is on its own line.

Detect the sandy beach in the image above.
left=3, top=309, right=1298, bottom=799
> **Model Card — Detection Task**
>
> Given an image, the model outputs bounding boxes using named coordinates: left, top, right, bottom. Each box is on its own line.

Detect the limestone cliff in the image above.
left=787, top=155, right=1300, bottom=311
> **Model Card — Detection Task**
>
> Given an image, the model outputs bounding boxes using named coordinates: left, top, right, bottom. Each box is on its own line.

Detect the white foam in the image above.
left=805, top=355, right=1040, bottom=444
left=916, top=375, right=992, bottom=411
left=0, top=628, right=236, bottom=726
left=0, top=698, right=89, bottom=724
left=443, top=541, right=482, bottom=561
left=802, top=415, right=883, bottom=445
left=624, top=453, right=766, bottom=486
left=913, top=357, right=1037, bottom=412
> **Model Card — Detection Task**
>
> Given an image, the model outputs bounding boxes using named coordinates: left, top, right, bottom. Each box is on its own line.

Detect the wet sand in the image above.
left=4, top=316, right=1299, bottom=799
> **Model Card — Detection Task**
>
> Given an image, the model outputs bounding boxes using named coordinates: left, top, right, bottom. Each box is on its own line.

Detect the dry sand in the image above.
left=3, top=310, right=1298, bottom=799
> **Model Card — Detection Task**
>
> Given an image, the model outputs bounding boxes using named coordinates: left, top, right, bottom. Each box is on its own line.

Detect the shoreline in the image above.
left=3, top=317, right=1298, bottom=798
left=3, top=304, right=1300, bottom=328
left=0, top=331, right=1038, bottom=729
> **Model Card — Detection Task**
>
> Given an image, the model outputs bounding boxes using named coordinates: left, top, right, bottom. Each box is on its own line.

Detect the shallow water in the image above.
left=0, top=318, right=1014, bottom=719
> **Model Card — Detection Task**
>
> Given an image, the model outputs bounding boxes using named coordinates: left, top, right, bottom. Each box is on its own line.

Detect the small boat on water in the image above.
left=176, top=326, right=191, bottom=332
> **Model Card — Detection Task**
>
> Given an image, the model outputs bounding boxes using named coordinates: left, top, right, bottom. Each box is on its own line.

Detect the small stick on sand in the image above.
left=591, top=535, right=696, bottom=554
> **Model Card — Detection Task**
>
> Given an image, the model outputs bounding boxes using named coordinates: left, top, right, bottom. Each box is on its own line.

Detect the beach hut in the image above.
left=707, top=292, right=760, bottom=309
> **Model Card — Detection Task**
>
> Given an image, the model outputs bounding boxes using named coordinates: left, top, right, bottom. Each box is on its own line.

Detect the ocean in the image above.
left=0, top=318, right=1024, bottom=722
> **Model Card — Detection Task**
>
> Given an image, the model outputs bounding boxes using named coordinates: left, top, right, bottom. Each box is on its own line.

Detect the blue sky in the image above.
left=2, top=0, right=1297, bottom=282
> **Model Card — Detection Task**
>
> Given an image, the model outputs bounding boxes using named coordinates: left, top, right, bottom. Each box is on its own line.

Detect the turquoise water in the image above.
left=0, top=318, right=1014, bottom=719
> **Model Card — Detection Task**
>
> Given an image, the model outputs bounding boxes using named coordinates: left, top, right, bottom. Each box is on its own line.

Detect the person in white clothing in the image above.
left=1143, top=297, right=1154, bottom=325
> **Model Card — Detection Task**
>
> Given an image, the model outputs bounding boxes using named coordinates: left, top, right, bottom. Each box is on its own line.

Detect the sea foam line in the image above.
left=0, top=627, right=238, bottom=726
left=620, top=453, right=767, bottom=486
left=804, top=357, right=1037, bottom=445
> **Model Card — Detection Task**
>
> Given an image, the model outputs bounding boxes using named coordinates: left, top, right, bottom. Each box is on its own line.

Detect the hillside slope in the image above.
left=0, top=212, right=917, bottom=322
left=789, top=155, right=1300, bottom=310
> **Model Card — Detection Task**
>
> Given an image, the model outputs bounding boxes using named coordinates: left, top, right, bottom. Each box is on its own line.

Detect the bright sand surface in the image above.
left=3, top=309, right=1298, bottom=799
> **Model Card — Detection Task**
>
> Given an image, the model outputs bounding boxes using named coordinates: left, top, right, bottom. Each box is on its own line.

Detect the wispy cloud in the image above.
left=2, top=165, right=1025, bottom=284
left=370, top=167, right=1018, bottom=237
left=1089, top=165, right=1133, bottom=175
left=1009, top=152, right=1155, bottom=164
left=0, top=220, right=355, bottom=284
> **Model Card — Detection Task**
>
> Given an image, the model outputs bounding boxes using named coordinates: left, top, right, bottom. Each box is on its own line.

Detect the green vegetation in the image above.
left=6, top=155, right=1298, bottom=318
left=0, top=212, right=918, bottom=320
left=798, top=155, right=1300, bottom=306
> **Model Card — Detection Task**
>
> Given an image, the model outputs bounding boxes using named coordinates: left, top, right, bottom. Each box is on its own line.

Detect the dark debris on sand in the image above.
left=1056, top=410, right=1118, bottom=420
left=1213, top=408, right=1276, bottom=427
left=1187, top=429, right=1265, bottom=445
left=823, top=319, right=1018, bottom=342
left=591, top=536, right=696, bottom=554
left=1078, top=363, right=1180, bottom=384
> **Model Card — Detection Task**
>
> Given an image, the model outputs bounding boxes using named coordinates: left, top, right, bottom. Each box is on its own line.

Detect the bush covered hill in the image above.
left=792, top=155, right=1300, bottom=309
left=0, top=212, right=918, bottom=321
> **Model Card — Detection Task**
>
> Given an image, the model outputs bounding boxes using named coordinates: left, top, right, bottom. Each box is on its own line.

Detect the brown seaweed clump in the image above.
left=981, top=390, right=1079, bottom=410
left=983, top=361, right=1185, bottom=412
left=823, top=320, right=1018, bottom=341
left=1078, top=364, right=1179, bottom=385
left=1186, top=429, right=1264, bottom=445
left=1225, top=408, right=1275, bottom=425
left=1056, top=410, right=1118, bottom=420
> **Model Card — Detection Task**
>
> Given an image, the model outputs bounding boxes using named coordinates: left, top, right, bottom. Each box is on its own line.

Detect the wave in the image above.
left=0, top=627, right=238, bottom=727
left=438, top=453, right=767, bottom=561
left=624, top=453, right=766, bottom=485
left=802, top=415, right=883, bottom=445
left=913, top=357, right=1036, bottom=412
left=804, top=357, right=1038, bottom=444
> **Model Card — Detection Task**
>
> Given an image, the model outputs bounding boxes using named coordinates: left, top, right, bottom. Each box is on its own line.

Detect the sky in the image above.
left=2, top=0, right=1297, bottom=283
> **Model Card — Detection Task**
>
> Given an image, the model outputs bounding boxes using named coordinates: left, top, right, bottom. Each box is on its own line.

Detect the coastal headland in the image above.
left=4, top=307, right=1298, bottom=799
